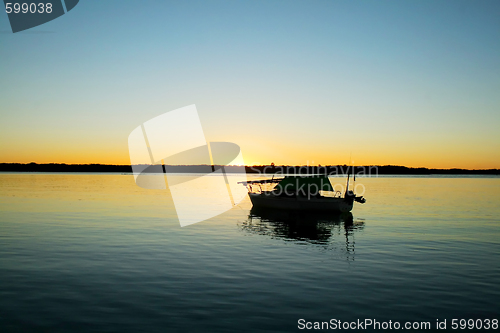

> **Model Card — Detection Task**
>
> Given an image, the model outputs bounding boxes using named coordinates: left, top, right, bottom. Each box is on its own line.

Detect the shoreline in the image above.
left=1, top=163, right=498, bottom=175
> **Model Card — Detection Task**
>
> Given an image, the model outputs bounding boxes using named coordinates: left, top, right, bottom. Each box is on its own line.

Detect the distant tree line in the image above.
left=0, top=163, right=498, bottom=175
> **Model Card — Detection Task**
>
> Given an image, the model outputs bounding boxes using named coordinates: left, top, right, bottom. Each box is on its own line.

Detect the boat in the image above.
left=238, top=173, right=365, bottom=212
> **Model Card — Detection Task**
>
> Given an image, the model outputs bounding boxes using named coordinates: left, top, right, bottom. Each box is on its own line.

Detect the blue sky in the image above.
left=1, top=0, right=499, bottom=167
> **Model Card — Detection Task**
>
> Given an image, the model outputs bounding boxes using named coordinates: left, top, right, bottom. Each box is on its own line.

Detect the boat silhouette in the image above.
left=239, top=173, right=366, bottom=212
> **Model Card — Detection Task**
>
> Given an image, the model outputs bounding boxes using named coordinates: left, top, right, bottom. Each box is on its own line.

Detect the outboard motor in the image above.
left=354, top=196, right=366, bottom=204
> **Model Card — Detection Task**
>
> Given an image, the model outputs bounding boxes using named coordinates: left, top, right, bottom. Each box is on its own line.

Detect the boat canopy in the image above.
left=274, top=175, right=334, bottom=192
left=238, top=178, right=283, bottom=185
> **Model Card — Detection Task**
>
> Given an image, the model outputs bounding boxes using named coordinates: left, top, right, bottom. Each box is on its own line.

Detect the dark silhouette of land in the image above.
left=0, top=163, right=498, bottom=175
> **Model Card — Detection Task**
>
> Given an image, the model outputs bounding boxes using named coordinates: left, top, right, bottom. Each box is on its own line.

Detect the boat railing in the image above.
left=318, top=190, right=343, bottom=198
left=239, top=178, right=284, bottom=194
left=237, top=178, right=284, bottom=186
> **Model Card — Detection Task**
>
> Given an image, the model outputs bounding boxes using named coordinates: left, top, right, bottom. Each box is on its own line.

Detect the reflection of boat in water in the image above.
left=239, top=174, right=365, bottom=213
left=240, top=207, right=365, bottom=255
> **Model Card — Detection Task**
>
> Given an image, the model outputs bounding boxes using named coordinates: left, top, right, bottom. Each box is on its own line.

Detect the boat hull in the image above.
left=249, top=193, right=353, bottom=212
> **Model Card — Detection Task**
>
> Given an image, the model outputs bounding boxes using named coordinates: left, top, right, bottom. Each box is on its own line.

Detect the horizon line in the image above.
left=0, top=162, right=499, bottom=172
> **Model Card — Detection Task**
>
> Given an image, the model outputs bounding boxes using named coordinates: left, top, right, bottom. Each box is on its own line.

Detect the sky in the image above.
left=1, top=0, right=499, bottom=168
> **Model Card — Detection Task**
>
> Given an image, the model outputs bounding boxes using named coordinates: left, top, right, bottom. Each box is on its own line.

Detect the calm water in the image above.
left=0, top=173, right=499, bottom=332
